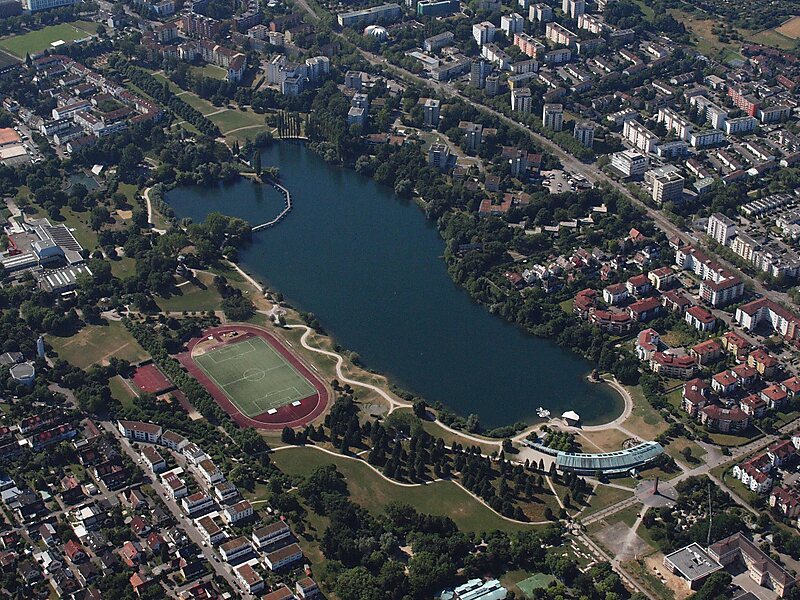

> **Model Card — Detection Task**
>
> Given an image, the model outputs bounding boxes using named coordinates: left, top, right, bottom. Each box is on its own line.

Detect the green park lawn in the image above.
left=270, top=446, right=536, bottom=534
left=155, top=272, right=224, bottom=313
left=580, top=484, right=634, bottom=517
left=0, top=22, right=98, bottom=57
left=109, top=375, right=137, bottom=410
left=192, top=63, right=228, bottom=80
left=47, top=320, right=148, bottom=369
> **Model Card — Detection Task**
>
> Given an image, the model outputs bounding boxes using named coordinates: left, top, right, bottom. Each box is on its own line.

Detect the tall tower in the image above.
left=37, top=335, right=45, bottom=359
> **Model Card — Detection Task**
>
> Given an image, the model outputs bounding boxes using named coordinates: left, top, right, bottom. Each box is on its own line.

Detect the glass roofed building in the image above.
left=555, top=441, right=664, bottom=475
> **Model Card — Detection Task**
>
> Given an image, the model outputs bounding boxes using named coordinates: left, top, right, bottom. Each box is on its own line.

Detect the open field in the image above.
left=155, top=272, right=223, bottom=313
left=109, top=375, right=137, bottom=410
left=747, top=28, right=798, bottom=49
left=775, top=15, right=800, bottom=38
left=668, top=9, right=744, bottom=59
left=195, top=336, right=317, bottom=417
left=580, top=484, right=634, bottom=517
left=622, top=385, right=670, bottom=440
left=270, top=446, right=535, bottom=534
left=48, top=320, right=148, bottom=369
left=0, top=22, right=98, bottom=57
left=665, top=437, right=707, bottom=466
left=577, top=427, right=630, bottom=452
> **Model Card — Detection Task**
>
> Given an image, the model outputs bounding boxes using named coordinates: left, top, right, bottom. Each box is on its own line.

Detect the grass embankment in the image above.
left=47, top=320, right=148, bottom=369
left=270, top=446, right=538, bottom=534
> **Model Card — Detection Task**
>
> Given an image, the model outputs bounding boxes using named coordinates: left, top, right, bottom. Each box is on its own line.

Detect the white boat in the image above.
left=536, top=407, right=551, bottom=418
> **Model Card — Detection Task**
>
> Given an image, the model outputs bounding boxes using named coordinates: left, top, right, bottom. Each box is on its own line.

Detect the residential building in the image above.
left=265, top=543, right=303, bottom=570
left=472, top=21, right=496, bottom=46
left=623, top=120, right=659, bottom=153
left=542, top=103, right=563, bottom=131
left=708, top=533, right=795, bottom=597
left=770, top=487, right=800, bottom=519
left=420, top=98, right=440, bottom=127
left=337, top=3, right=402, bottom=27
left=512, top=88, right=533, bottom=114
left=700, top=405, right=749, bottom=433
left=529, top=2, right=553, bottom=22
left=220, top=536, right=251, bottom=563
left=610, top=150, right=647, bottom=177
left=573, top=122, right=594, bottom=148
left=682, top=378, right=709, bottom=416
left=545, top=22, right=578, bottom=47
left=748, top=348, right=779, bottom=378
left=428, top=144, right=450, bottom=170
left=235, top=564, right=264, bottom=595
left=690, top=339, right=722, bottom=366
left=651, top=170, right=684, bottom=205
left=223, top=500, right=253, bottom=524
left=500, top=13, right=524, bottom=35
left=181, top=492, right=213, bottom=517
left=707, top=213, right=737, bottom=246
left=561, top=0, right=585, bottom=18
left=117, top=421, right=162, bottom=444
left=252, top=521, right=292, bottom=550
left=650, top=352, right=696, bottom=379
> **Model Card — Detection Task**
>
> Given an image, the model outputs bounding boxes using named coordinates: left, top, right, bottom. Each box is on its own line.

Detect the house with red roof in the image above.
left=690, top=339, right=722, bottom=366
left=781, top=376, right=800, bottom=399
left=739, top=394, right=767, bottom=418
left=636, top=329, right=661, bottom=361
left=650, top=352, right=697, bottom=379
left=120, top=541, right=142, bottom=568
left=64, top=540, right=87, bottom=563
left=682, top=378, right=710, bottom=416
left=129, top=571, right=155, bottom=597
left=721, top=331, right=751, bottom=361
left=760, top=384, right=788, bottom=410
left=628, top=297, right=662, bottom=322
left=685, top=306, right=716, bottom=332
left=730, top=363, right=758, bottom=388
left=700, top=405, right=749, bottom=433
left=711, top=371, right=738, bottom=396
left=590, top=309, right=634, bottom=333
left=733, top=458, right=773, bottom=494
left=648, top=266, right=676, bottom=290
left=768, top=440, right=796, bottom=468
left=602, top=283, right=629, bottom=305
left=748, top=349, right=779, bottom=378
left=573, top=289, right=596, bottom=318
left=661, top=289, right=691, bottom=314
left=770, top=486, right=800, bottom=519
left=626, top=274, right=652, bottom=297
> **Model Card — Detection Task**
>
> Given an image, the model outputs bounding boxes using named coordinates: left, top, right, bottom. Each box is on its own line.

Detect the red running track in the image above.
left=177, top=324, right=330, bottom=430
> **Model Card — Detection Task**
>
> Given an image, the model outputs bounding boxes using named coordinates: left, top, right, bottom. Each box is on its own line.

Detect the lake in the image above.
left=166, top=142, right=623, bottom=428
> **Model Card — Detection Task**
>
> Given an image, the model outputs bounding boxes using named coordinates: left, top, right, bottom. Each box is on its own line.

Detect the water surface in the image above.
left=167, top=142, right=623, bottom=428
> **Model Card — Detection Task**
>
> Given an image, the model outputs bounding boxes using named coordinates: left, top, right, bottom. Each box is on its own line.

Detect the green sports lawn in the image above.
left=194, top=336, right=316, bottom=417
left=0, top=22, right=98, bottom=58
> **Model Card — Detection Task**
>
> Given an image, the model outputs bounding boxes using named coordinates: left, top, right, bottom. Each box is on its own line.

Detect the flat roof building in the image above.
left=663, top=544, right=723, bottom=590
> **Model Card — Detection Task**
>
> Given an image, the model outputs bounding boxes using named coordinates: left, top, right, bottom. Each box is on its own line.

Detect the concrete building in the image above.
left=707, top=213, right=736, bottom=246
left=500, top=12, right=524, bottom=35
left=337, top=3, right=402, bottom=27
left=623, top=120, right=659, bottom=153
left=542, top=103, right=563, bottom=131
left=485, top=74, right=500, bottom=96
left=427, top=143, right=450, bottom=170
left=420, top=97, right=440, bottom=127
left=545, top=21, right=578, bottom=47
left=512, top=88, right=533, bottom=114
left=663, top=544, right=722, bottom=591
left=529, top=2, right=553, bottom=22
left=657, top=107, right=692, bottom=141
left=472, top=21, right=496, bottom=46
left=573, top=122, right=594, bottom=148
left=651, top=170, right=684, bottom=205
left=469, top=59, right=491, bottom=89
left=610, top=149, right=647, bottom=177
left=561, top=0, right=585, bottom=18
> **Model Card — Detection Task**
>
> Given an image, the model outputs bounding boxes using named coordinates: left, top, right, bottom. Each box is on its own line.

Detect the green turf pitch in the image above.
left=194, top=336, right=316, bottom=417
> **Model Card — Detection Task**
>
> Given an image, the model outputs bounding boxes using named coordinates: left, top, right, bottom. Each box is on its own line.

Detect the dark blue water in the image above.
left=166, top=142, right=623, bottom=427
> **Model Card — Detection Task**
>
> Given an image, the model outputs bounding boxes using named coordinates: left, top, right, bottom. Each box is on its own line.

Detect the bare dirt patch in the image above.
left=775, top=16, right=800, bottom=39
left=595, top=522, right=651, bottom=561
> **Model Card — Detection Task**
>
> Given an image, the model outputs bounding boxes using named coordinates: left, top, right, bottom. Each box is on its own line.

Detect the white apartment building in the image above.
left=657, top=107, right=692, bottom=141
left=529, top=2, right=553, bottom=21
left=265, top=543, right=303, bottom=570
left=724, top=116, right=757, bottom=135
left=500, top=13, right=524, bottom=35
left=220, top=536, right=252, bottom=563
left=610, top=149, right=647, bottom=177
left=707, top=213, right=737, bottom=245
left=561, top=0, right=585, bottom=18
left=252, top=521, right=292, bottom=550
left=472, top=21, right=496, bottom=46
left=651, top=170, right=685, bottom=205
left=223, top=500, right=254, bottom=524
left=689, top=95, right=728, bottom=129
left=577, top=13, right=605, bottom=34
left=542, top=103, right=563, bottom=131
left=181, top=491, right=214, bottom=516
left=117, top=420, right=162, bottom=444
left=690, top=129, right=724, bottom=148
left=623, top=120, right=659, bottom=153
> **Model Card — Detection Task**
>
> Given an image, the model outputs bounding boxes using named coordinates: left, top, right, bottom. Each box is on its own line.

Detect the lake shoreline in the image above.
left=166, top=142, right=626, bottom=429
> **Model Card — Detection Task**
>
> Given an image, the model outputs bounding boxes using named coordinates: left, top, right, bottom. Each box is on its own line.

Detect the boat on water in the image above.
left=536, top=407, right=551, bottom=418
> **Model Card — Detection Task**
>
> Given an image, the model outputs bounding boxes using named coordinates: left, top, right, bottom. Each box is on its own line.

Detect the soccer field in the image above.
left=194, top=336, right=317, bottom=417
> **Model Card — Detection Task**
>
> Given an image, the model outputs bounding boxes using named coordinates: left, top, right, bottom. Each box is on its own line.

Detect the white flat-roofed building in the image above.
left=337, top=3, right=401, bottom=27
left=610, top=149, right=647, bottom=177
left=182, top=442, right=208, bottom=465
left=657, top=107, right=692, bottom=141
left=117, top=421, right=162, bottom=444
left=690, top=129, right=724, bottom=148
left=220, top=536, right=252, bottom=563
left=214, top=481, right=239, bottom=504
left=252, top=521, right=292, bottom=550
left=651, top=170, right=685, bottom=205
left=707, top=213, right=737, bottom=246
left=223, top=500, right=253, bottom=524
left=663, top=543, right=723, bottom=591
left=545, top=21, right=578, bottom=47
left=542, top=103, right=563, bottom=131
left=529, top=2, right=553, bottom=21
left=511, top=88, right=533, bottom=114
left=472, top=21, right=496, bottom=46
left=573, top=122, right=594, bottom=148
left=725, top=115, right=757, bottom=135
left=500, top=12, right=524, bottom=35
left=577, top=13, right=605, bottom=34
left=562, top=0, right=585, bottom=18
left=623, top=120, right=659, bottom=153
left=265, top=542, right=303, bottom=570
left=181, top=491, right=214, bottom=516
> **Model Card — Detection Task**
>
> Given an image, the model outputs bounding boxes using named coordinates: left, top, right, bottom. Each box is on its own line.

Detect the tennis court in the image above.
left=193, top=336, right=317, bottom=418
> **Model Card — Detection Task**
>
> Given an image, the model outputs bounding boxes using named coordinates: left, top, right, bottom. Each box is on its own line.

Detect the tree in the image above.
left=253, top=151, right=262, bottom=177
left=281, top=426, right=296, bottom=444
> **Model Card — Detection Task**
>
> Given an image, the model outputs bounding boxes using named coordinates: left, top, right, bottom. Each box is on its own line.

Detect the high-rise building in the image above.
left=573, top=122, right=594, bottom=148
left=561, top=0, right=585, bottom=18
left=500, top=12, right=524, bottom=35
left=511, top=88, right=532, bottom=114
left=344, top=71, right=363, bottom=90
left=542, top=103, right=563, bottom=131
left=651, top=171, right=685, bottom=205
left=420, top=98, right=440, bottom=127
left=529, top=2, right=553, bottom=22
left=485, top=74, right=500, bottom=97
left=470, top=59, right=491, bottom=89
left=427, top=144, right=450, bottom=170
left=472, top=21, right=496, bottom=46
left=707, top=213, right=737, bottom=246
left=610, top=149, right=648, bottom=177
